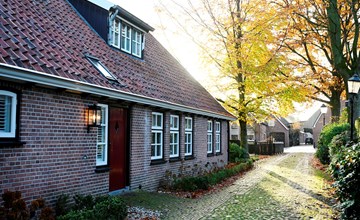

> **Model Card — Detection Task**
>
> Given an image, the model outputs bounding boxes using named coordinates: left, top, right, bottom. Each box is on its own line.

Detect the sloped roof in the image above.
left=303, top=109, right=321, bottom=129
left=0, top=0, right=234, bottom=119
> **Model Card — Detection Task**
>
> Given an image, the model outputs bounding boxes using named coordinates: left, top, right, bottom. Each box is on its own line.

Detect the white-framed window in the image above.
left=207, top=120, right=213, bottom=153
left=132, top=29, right=142, bottom=57
left=121, top=22, right=131, bottom=53
left=185, top=117, right=193, bottom=156
left=96, top=104, right=108, bottom=166
left=111, top=19, right=121, bottom=48
left=170, top=115, right=179, bottom=158
left=151, top=112, right=163, bottom=160
left=110, top=18, right=145, bottom=58
left=0, top=91, right=17, bottom=138
left=215, top=121, right=221, bottom=152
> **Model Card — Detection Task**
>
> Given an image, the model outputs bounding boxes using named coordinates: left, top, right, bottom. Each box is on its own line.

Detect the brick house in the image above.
left=303, top=109, right=331, bottom=147
left=0, top=0, right=234, bottom=204
left=230, top=115, right=290, bottom=147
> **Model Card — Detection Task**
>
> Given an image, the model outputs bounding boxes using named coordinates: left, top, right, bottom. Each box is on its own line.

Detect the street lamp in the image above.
left=320, top=104, right=327, bottom=126
left=347, top=73, right=360, bottom=141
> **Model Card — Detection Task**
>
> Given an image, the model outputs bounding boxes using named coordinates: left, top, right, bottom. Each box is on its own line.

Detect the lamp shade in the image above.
left=348, top=73, right=360, bottom=94
left=320, top=104, right=328, bottom=114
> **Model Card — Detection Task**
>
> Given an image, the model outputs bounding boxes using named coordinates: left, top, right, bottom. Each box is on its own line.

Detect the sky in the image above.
left=89, top=0, right=321, bottom=122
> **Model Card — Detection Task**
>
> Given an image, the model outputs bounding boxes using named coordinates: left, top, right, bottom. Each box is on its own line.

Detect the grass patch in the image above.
left=120, top=190, right=188, bottom=213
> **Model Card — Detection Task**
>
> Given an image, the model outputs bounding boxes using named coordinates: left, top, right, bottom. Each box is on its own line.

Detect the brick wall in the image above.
left=0, top=85, right=108, bottom=205
left=268, top=120, right=289, bottom=147
left=129, top=105, right=229, bottom=191
left=0, top=83, right=230, bottom=205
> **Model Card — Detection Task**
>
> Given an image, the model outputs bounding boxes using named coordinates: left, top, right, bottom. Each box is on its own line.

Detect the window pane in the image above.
left=152, top=114, right=156, bottom=127
left=97, top=144, right=105, bottom=161
left=157, top=132, right=162, bottom=144
left=97, top=126, right=105, bottom=142
left=156, top=144, right=161, bottom=157
left=151, top=132, right=156, bottom=144
left=0, top=95, right=12, bottom=132
left=151, top=145, right=155, bottom=157
left=157, top=115, right=162, bottom=128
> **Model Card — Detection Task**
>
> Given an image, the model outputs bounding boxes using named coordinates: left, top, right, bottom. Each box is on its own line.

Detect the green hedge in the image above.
left=330, top=143, right=360, bottom=219
left=316, top=123, right=350, bottom=164
left=229, top=143, right=249, bottom=163
left=173, top=159, right=253, bottom=192
left=57, top=195, right=127, bottom=220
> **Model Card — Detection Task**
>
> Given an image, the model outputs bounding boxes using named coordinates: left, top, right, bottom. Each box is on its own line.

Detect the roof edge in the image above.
left=0, top=63, right=235, bottom=121
left=110, top=5, right=155, bottom=32
left=274, top=116, right=289, bottom=130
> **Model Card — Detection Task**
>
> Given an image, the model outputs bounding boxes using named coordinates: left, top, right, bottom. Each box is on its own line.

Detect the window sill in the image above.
left=169, top=157, right=181, bottom=163
left=216, top=152, right=222, bottom=156
left=184, top=155, right=195, bottom=160
left=150, top=159, right=167, bottom=165
left=207, top=153, right=214, bottom=157
left=0, top=141, right=26, bottom=148
left=95, top=166, right=110, bottom=173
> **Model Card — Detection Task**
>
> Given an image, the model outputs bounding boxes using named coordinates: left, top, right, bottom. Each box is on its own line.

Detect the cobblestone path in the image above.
left=164, top=152, right=337, bottom=219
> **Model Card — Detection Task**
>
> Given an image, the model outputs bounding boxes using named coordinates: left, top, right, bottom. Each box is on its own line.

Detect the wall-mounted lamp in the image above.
left=87, top=104, right=101, bottom=132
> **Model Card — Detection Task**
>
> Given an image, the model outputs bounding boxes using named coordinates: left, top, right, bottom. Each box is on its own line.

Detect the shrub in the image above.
left=73, top=194, right=95, bottom=211
left=229, top=143, right=249, bottom=163
left=0, top=191, right=54, bottom=220
left=58, top=196, right=127, bottom=220
left=316, top=123, right=350, bottom=164
left=330, top=143, right=360, bottom=219
left=56, top=194, right=70, bottom=217
left=173, top=159, right=253, bottom=192
left=329, top=131, right=350, bottom=158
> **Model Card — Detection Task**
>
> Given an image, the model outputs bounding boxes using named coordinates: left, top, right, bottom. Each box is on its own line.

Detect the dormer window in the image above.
left=86, top=55, right=117, bottom=81
left=111, top=19, right=144, bottom=58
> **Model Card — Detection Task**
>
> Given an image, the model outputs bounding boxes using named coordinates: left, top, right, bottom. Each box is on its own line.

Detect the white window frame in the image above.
left=111, top=19, right=121, bottom=48
left=110, top=17, right=145, bottom=58
left=132, top=29, right=142, bottom=58
left=170, top=115, right=180, bottom=158
left=96, top=104, right=108, bottom=166
left=151, top=112, right=163, bottom=160
left=185, top=117, right=193, bottom=156
left=0, top=90, right=17, bottom=138
left=215, top=121, right=221, bottom=153
left=121, top=22, right=132, bottom=53
left=207, top=120, right=213, bottom=153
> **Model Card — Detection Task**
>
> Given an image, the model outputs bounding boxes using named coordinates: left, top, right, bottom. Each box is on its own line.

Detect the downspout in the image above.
left=108, top=8, right=119, bottom=44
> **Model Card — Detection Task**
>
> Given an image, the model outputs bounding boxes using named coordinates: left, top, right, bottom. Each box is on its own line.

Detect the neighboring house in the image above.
left=230, top=116, right=289, bottom=147
left=303, top=109, right=331, bottom=147
left=0, top=0, right=234, bottom=204
left=267, top=116, right=290, bottom=147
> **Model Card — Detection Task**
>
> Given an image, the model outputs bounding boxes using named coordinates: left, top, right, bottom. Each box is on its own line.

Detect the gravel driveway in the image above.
left=163, top=146, right=337, bottom=219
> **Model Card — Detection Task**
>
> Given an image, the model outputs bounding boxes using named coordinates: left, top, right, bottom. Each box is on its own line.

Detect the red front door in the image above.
left=109, top=107, right=127, bottom=191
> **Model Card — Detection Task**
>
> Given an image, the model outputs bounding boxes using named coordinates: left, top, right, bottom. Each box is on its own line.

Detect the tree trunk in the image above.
left=239, top=117, right=248, bottom=150
left=329, top=88, right=342, bottom=122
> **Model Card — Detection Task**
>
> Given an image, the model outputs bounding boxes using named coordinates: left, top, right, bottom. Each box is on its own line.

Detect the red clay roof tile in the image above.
left=0, top=0, right=233, bottom=118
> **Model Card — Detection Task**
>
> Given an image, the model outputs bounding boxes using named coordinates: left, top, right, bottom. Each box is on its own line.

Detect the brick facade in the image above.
left=0, top=83, right=229, bottom=205
left=0, top=84, right=108, bottom=204
left=129, top=105, right=228, bottom=191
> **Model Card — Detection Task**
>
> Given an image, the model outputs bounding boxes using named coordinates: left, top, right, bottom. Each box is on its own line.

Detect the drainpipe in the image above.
left=108, top=8, right=119, bottom=44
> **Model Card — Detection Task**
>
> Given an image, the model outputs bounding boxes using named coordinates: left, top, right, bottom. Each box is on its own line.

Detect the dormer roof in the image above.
left=109, top=5, right=154, bottom=32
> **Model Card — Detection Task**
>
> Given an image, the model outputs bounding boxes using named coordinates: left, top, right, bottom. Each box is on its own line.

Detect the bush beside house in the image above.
left=315, top=123, right=350, bottom=164
left=315, top=121, right=359, bottom=219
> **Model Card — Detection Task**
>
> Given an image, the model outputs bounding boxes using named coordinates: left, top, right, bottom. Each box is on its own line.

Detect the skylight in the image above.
left=86, top=56, right=116, bottom=81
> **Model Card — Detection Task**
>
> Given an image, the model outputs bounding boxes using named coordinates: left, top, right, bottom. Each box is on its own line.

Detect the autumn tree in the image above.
left=158, top=0, right=307, bottom=149
left=276, top=0, right=360, bottom=121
